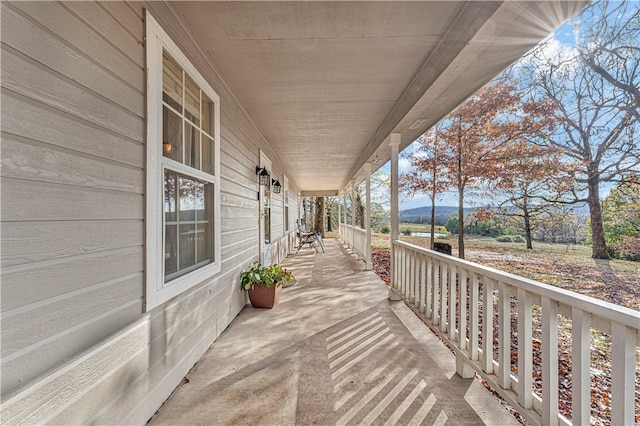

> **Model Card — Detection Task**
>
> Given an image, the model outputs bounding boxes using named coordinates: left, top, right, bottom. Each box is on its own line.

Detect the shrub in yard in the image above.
left=402, top=228, right=412, bottom=236
left=380, top=225, right=390, bottom=234
left=512, top=235, right=526, bottom=243
left=496, top=235, right=513, bottom=242
left=609, top=236, right=640, bottom=261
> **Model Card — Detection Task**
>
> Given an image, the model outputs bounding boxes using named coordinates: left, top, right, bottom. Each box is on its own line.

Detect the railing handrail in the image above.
left=393, top=240, right=640, bottom=329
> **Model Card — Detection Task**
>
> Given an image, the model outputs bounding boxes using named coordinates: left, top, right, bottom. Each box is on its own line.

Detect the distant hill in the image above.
left=399, top=203, right=590, bottom=226
left=400, top=206, right=477, bottom=225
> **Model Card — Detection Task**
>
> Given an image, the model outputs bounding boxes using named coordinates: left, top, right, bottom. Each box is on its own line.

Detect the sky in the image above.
left=385, top=5, right=629, bottom=212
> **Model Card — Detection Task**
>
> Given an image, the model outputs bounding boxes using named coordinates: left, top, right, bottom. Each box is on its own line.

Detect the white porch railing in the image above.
left=339, top=223, right=367, bottom=261
left=391, top=240, right=639, bottom=426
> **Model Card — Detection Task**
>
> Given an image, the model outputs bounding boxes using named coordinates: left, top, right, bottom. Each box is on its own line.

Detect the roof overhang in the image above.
left=169, top=1, right=588, bottom=193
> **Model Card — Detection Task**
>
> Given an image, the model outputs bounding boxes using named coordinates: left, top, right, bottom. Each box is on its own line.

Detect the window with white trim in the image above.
left=284, top=175, right=289, bottom=232
left=145, top=11, right=221, bottom=311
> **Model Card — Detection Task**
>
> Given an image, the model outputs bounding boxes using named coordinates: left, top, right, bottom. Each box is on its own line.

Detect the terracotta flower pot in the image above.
left=247, top=283, right=282, bottom=309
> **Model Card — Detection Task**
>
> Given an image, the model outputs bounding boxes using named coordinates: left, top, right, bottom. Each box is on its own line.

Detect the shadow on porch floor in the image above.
left=149, top=239, right=517, bottom=425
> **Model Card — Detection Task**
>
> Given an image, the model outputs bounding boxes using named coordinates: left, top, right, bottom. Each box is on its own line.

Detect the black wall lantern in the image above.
left=256, top=166, right=270, bottom=186
left=272, top=179, right=282, bottom=193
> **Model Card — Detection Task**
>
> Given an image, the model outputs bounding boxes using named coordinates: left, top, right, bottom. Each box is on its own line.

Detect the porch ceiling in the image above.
left=170, top=1, right=587, bottom=193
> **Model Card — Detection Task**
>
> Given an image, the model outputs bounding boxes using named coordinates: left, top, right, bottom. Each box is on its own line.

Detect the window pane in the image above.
left=184, top=74, right=200, bottom=126
left=264, top=206, right=271, bottom=244
left=179, top=224, right=196, bottom=270
left=163, top=52, right=183, bottom=112
left=163, top=106, right=183, bottom=162
left=164, top=170, right=177, bottom=222
left=184, top=123, right=201, bottom=169
left=285, top=206, right=289, bottom=232
left=202, top=135, right=214, bottom=174
left=196, top=223, right=211, bottom=263
left=197, top=181, right=213, bottom=221
left=164, top=171, right=213, bottom=282
left=179, top=176, right=203, bottom=221
left=165, top=224, right=178, bottom=276
left=202, top=93, right=214, bottom=137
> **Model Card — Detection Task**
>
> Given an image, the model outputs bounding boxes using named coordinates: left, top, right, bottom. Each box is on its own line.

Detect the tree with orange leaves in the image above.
left=404, top=79, right=560, bottom=258
left=400, top=124, right=453, bottom=249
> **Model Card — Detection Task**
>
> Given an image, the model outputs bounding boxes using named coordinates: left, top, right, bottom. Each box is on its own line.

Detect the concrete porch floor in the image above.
left=149, top=239, right=518, bottom=425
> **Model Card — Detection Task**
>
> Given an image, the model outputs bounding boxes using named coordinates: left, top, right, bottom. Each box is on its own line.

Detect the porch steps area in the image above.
left=148, top=239, right=517, bottom=425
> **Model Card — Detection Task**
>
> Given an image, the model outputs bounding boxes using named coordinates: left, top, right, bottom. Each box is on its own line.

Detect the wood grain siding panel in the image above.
left=7, top=1, right=144, bottom=89
left=1, top=134, right=143, bottom=193
left=1, top=221, right=142, bottom=267
left=1, top=90, right=144, bottom=167
left=1, top=247, right=143, bottom=311
left=221, top=228, right=257, bottom=247
left=57, top=2, right=144, bottom=68
left=2, top=46, right=143, bottom=142
left=220, top=217, right=259, bottom=234
left=220, top=191, right=258, bottom=211
left=220, top=123, right=260, bottom=166
left=99, top=2, right=144, bottom=41
left=2, top=3, right=143, bottom=117
left=1, top=179, right=142, bottom=222
left=1, top=275, right=141, bottom=357
left=220, top=177, right=258, bottom=202
left=1, top=320, right=151, bottom=425
left=2, top=300, right=142, bottom=398
left=219, top=154, right=256, bottom=188
left=221, top=237, right=257, bottom=260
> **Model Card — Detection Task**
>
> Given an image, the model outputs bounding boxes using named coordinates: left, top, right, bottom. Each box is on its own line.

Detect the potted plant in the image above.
left=240, top=262, right=295, bottom=308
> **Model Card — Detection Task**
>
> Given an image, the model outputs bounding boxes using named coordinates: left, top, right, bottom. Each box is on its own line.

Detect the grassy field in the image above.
left=398, top=222, right=448, bottom=234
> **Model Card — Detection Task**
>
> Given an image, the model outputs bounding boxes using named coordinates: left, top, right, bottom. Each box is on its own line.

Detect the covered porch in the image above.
left=149, top=238, right=517, bottom=425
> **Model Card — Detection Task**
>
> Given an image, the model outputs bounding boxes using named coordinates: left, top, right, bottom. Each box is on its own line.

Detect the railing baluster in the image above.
left=396, top=246, right=401, bottom=295
left=411, top=253, right=420, bottom=308
left=571, top=307, right=590, bottom=425
left=440, top=261, right=448, bottom=332
left=497, top=281, right=511, bottom=389
left=611, top=322, right=635, bottom=425
left=400, top=250, right=407, bottom=297
left=433, top=259, right=440, bottom=326
left=409, top=251, right=414, bottom=301
left=426, top=255, right=433, bottom=319
left=402, top=250, right=410, bottom=300
left=458, top=268, right=468, bottom=350
left=517, top=288, right=533, bottom=409
left=542, top=297, right=558, bottom=425
left=406, top=250, right=412, bottom=300
left=448, top=263, right=457, bottom=340
left=482, top=277, right=494, bottom=374
left=469, top=273, right=479, bottom=361
left=419, top=255, right=426, bottom=314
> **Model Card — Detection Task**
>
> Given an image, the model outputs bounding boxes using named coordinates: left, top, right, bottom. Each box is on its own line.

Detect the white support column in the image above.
left=365, top=163, right=372, bottom=270
left=390, top=134, right=400, bottom=242
left=338, top=193, right=341, bottom=225
left=343, top=194, right=347, bottom=224
left=350, top=180, right=355, bottom=229
left=389, top=133, right=400, bottom=300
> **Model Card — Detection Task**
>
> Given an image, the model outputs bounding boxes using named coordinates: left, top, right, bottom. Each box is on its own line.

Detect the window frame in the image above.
left=145, top=11, right=221, bottom=311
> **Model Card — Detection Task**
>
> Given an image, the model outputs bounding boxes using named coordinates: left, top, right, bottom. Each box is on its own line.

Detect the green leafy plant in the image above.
left=240, top=261, right=295, bottom=291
